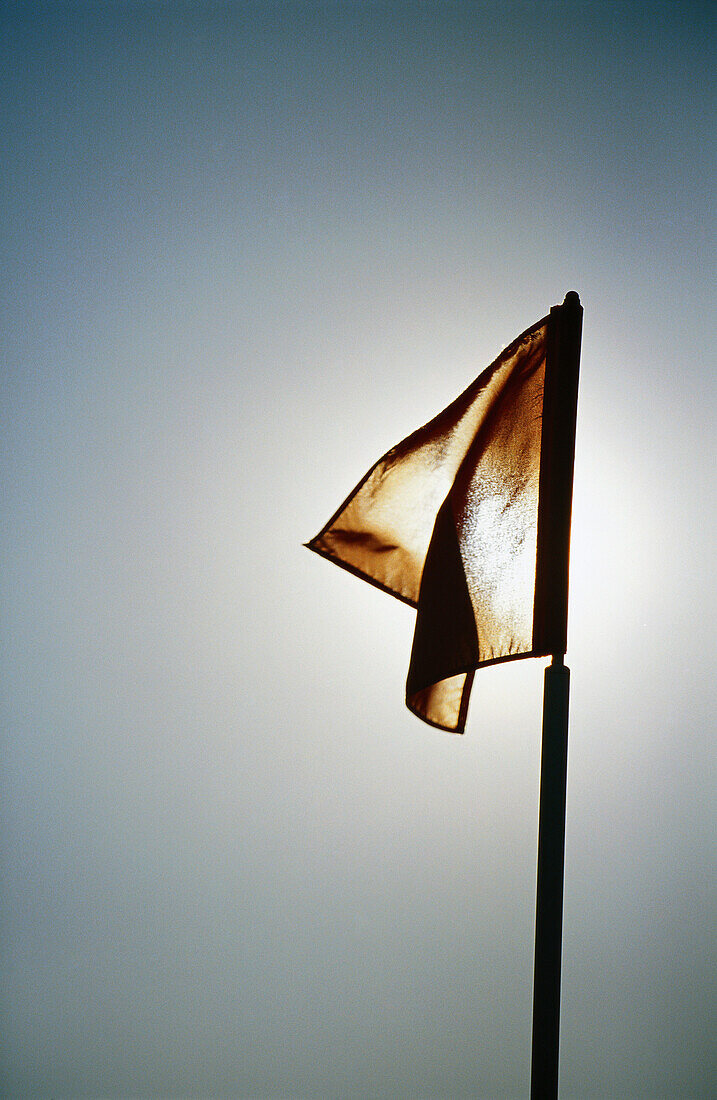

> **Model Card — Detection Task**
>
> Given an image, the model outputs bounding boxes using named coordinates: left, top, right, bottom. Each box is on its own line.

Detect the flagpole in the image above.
left=530, top=655, right=570, bottom=1098
left=530, top=291, right=582, bottom=1098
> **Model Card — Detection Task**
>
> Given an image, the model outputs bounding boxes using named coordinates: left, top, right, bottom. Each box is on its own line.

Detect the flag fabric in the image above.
left=307, top=294, right=582, bottom=733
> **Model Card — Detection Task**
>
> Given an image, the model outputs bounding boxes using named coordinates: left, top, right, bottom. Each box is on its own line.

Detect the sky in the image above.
left=1, top=1, right=715, bottom=1097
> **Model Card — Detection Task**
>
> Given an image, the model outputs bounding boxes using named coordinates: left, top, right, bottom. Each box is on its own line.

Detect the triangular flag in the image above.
left=307, top=294, right=582, bottom=732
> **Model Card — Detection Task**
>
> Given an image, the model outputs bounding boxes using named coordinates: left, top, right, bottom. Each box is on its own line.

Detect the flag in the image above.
left=307, top=293, right=582, bottom=733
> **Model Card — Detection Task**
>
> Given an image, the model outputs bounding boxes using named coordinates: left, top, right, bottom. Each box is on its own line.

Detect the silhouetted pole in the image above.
left=530, top=656, right=570, bottom=1098
left=530, top=292, right=582, bottom=1098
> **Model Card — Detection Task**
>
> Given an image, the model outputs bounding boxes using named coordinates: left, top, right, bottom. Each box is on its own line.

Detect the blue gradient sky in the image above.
left=1, top=2, right=715, bottom=1096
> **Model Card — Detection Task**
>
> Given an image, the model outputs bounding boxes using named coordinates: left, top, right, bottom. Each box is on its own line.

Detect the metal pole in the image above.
left=530, top=655, right=570, bottom=1098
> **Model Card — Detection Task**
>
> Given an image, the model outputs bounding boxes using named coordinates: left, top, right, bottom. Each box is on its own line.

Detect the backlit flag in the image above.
left=307, top=293, right=582, bottom=732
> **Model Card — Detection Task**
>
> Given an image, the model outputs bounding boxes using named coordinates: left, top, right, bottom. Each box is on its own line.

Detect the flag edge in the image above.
left=303, top=539, right=418, bottom=609
left=406, top=647, right=554, bottom=733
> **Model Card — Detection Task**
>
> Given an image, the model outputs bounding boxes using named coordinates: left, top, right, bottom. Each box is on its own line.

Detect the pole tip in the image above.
left=563, top=290, right=580, bottom=307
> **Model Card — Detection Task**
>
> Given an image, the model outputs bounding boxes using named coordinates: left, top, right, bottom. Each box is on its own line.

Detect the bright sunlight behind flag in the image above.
left=307, top=294, right=582, bottom=732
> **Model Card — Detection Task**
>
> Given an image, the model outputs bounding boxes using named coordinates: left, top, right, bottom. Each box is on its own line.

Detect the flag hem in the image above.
left=303, top=539, right=418, bottom=609
left=406, top=647, right=553, bottom=733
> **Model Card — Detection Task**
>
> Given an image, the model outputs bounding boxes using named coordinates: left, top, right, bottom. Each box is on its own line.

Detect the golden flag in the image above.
left=307, top=294, right=582, bottom=732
